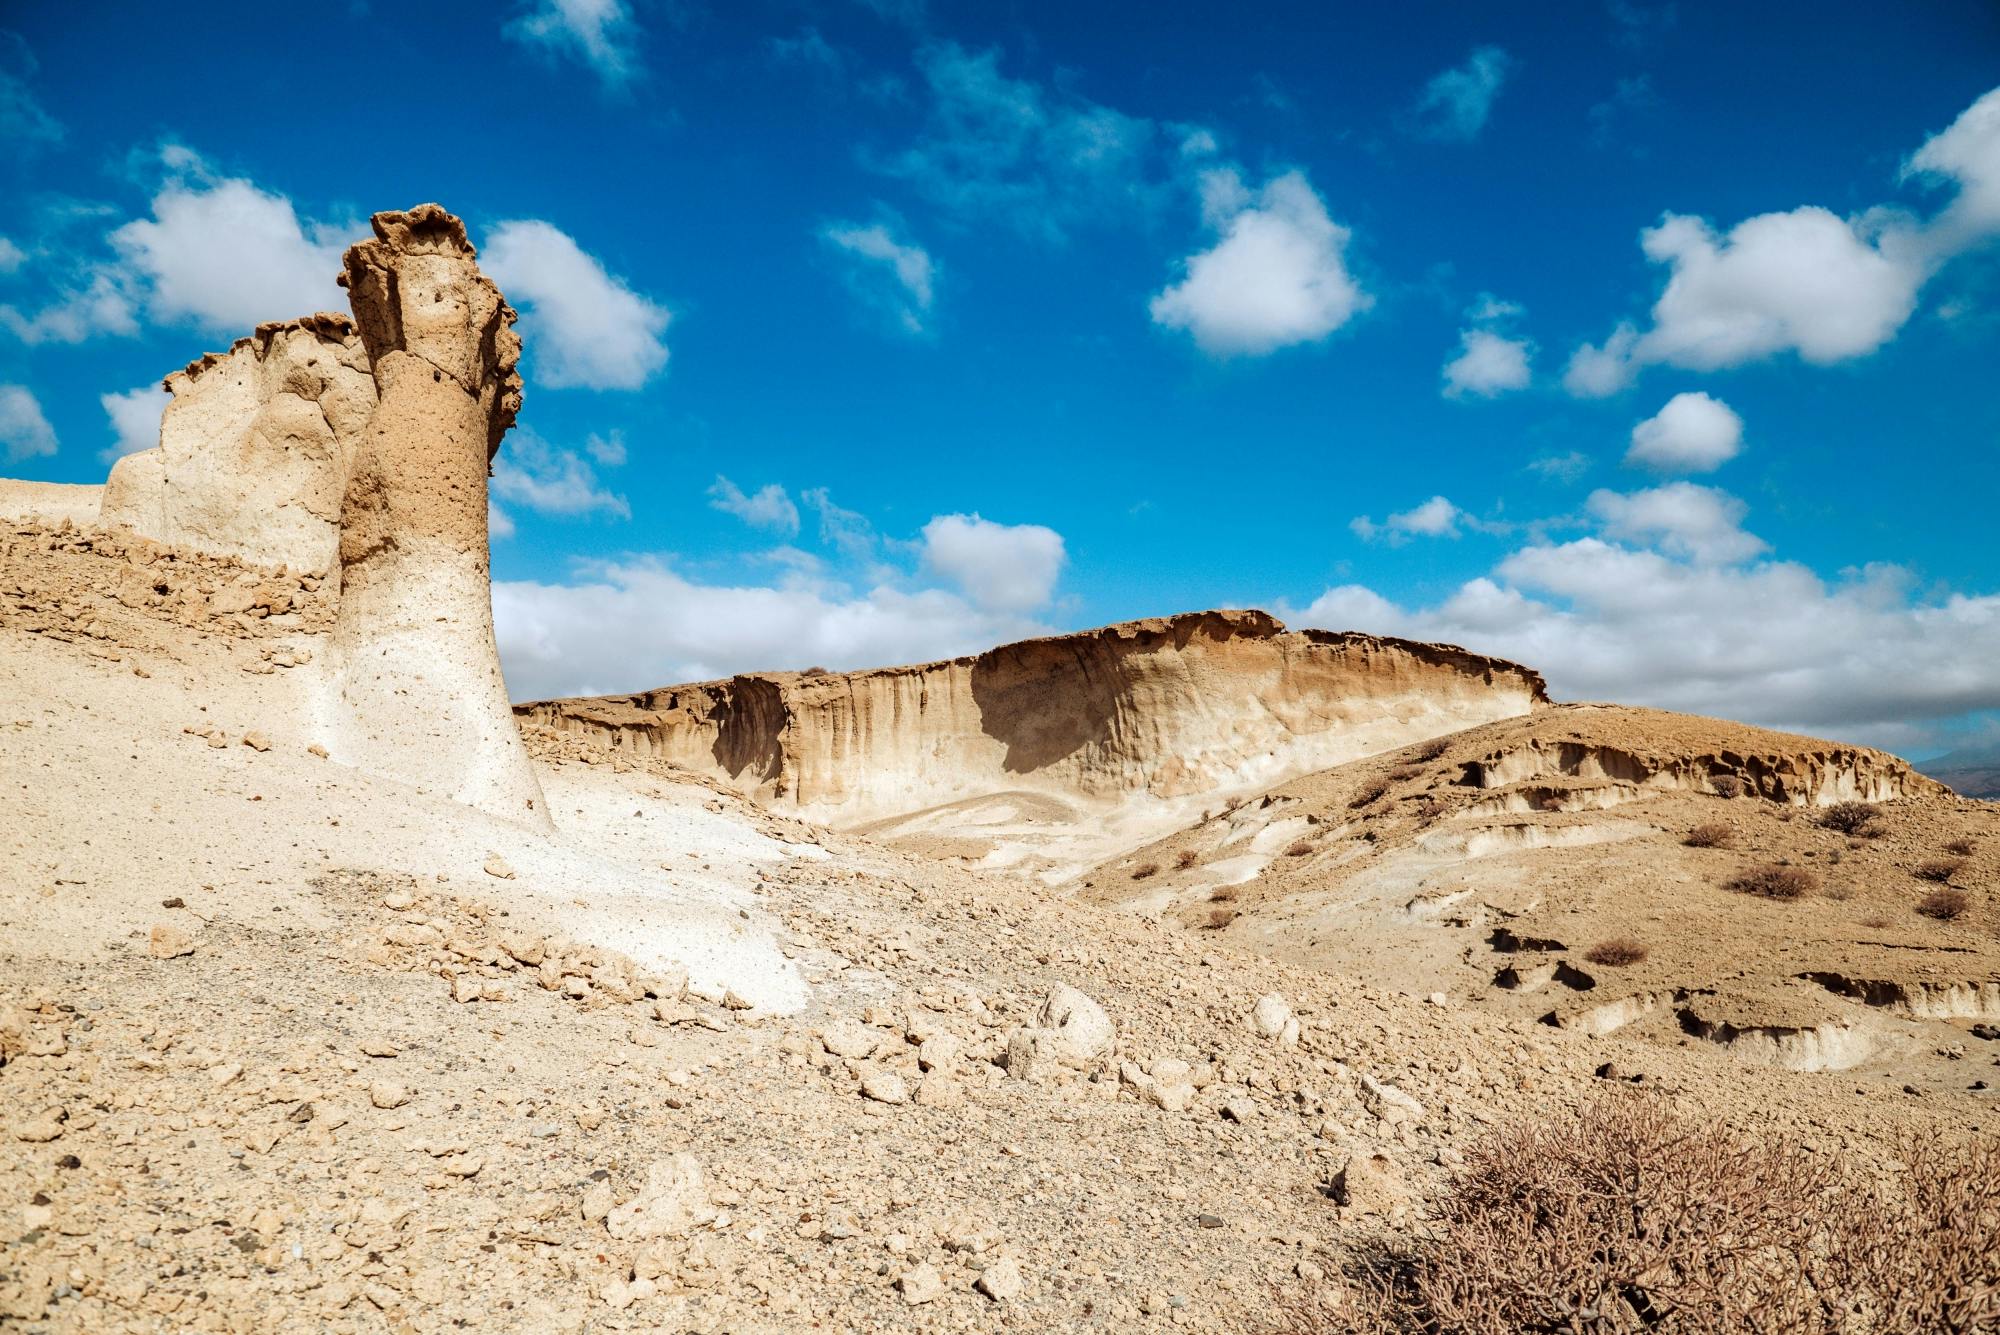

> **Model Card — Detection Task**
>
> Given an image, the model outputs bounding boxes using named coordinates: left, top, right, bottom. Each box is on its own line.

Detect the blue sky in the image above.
left=2, top=2, right=1997, bottom=755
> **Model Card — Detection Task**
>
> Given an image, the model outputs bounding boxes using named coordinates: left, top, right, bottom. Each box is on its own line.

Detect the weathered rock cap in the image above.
left=338, top=203, right=522, bottom=456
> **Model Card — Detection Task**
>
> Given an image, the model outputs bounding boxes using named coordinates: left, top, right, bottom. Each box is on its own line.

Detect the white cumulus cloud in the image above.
left=491, top=428, right=630, bottom=519
left=1443, top=327, right=1533, bottom=397
left=1351, top=495, right=1468, bottom=544
left=821, top=220, right=936, bottom=334
left=0, top=384, right=57, bottom=462
left=504, top=0, right=641, bottom=89
left=1585, top=481, right=1764, bottom=564
left=1564, top=83, right=2000, bottom=395
left=494, top=561, right=1057, bottom=700
left=111, top=172, right=357, bottom=333
left=100, top=383, right=167, bottom=461
left=483, top=220, right=670, bottom=391
left=920, top=513, right=1066, bottom=612
left=709, top=477, right=801, bottom=536
left=1150, top=168, right=1369, bottom=356
left=1625, top=391, right=1742, bottom=473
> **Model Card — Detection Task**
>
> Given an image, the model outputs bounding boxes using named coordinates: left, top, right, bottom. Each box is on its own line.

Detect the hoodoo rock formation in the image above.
left=100, top=314, right=376, bottom=573
left=516, top=610, right=1550, bottom=826
left=53, top=203, right=548, bottom=829
left=318, top=205, right=546, bottom=829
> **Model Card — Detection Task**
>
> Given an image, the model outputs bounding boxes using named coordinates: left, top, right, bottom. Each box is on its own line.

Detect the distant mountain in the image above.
left=1919, top=743, right=2000, bottom=800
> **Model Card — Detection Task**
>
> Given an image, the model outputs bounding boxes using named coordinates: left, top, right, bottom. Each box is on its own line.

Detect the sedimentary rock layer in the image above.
left=101, top=313, right=375, bottom=574
left=516, top=610, right=1549, bottom=823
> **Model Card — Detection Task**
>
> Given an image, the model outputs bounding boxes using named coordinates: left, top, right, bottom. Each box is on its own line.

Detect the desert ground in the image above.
left=3, top=205, right=1994, bottom=1334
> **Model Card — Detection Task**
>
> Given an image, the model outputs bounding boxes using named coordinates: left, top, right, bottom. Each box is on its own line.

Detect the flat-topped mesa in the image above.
left=100, top=313, right=375, bottom=574
left=517, top=609, right=1550, bottom=823
left=316, top=204, right=548, bottom=830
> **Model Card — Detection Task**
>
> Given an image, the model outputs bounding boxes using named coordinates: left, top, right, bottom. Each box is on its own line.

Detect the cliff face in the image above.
left=515, top=610, right=1550, bottom=823
left=101, top=313, right=376, bottom=575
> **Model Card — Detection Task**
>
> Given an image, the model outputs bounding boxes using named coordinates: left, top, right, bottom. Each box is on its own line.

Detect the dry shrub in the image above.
left=1727, top=864, right=1817, bottom=900
left=1709, top=773, right=1744, bottom=799
left=1129, top=862, right=1159, bottom=881
left=1584, top=938, right=1648, bottom=966
left=1945, top=837, right=1977, bottom=856
left=1414, top=738, right=1449, bottom=762
left=1175, top=849, right=1200, bottom=870
left=1277, top=1099, right=2000, bottom=1335
left=1914, top=857, right=1966, bottom=883
left=1683, top=822, right=1734, bottom=849
left=1817, top=800, right=1881, bottom=835
left=1348, top=782, right=1390, bottom=810
left=1918, top=887, right=1971, bottom=922
left=1200, top=905, right=1237, bottom=930
left=1209, top=884, right=1240, bottom=903
left=1286, top=839, right=1315, bottom=857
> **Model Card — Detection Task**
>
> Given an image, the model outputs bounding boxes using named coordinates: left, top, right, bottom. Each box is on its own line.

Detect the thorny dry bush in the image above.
left=1726, top=864, right=1818, bottom=900
left=1918, top=887, right=1972, bottom=922
left=1275, top=1099, right=2000, bottom=1335
left=1583, top=938, right=1648, bottom=967
left=1816, top=801, right=1881, bottom=836
left=1682, top=822, right=1734, bottom=849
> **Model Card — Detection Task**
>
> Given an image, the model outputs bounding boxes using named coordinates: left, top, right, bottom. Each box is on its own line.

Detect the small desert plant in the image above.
left=1683, top=822, right=1734, bottom=849
left=1275, top=1100, right=2000, bottom=1335
left=1583, top=938, right=1648, bottom=966
left=1209, top=884, right=1240, bottom=903
left=1175, top=849, right=1200, bottom=870
left=1914, top=857, right=1966, bottom=883
left=1200, top=905, right=1237, bottom=930
left=1817, top=800, right=1881, bottom=835
left=1917, top=887, right=1971, bottom=921
left=1414, top=738, right=1449, bottom=762
left=1349, top=782, right=1390, bottom=810
left=1727, top=864, right=1817, bottom=900
left=1709, top=773, right=1744, bottom=799
left=1944, top=837, right=1977, bottom=856
left=1130, top=862, right=1159, bottom=881
left=1285, top=838, right=1315, bottom=857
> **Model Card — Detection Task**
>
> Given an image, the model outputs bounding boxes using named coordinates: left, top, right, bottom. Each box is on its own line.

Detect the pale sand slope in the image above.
left=0, top=570, right=804, bottom=1013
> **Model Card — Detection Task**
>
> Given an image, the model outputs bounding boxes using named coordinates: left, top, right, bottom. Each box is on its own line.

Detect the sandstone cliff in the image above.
left=100, top=313, right=375, bottom=574
left=515, top=609, right=1550, bottom=824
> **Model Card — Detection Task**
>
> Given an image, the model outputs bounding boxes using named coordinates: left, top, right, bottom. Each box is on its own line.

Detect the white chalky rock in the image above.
left=605, top=1154, right=716, bottom=1241
left=1033, top=983, right=1115, bottom=1061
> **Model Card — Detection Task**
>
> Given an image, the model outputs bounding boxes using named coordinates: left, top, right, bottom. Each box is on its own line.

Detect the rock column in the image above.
left=319, top=204, right=550, bottom=830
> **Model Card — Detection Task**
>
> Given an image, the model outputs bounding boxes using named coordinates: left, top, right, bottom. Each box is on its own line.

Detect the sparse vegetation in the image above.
left=1583, top=938, right=1648, bottom=966
left=1817, top=800, right=1881, bottom=835
left=1175, top=849, right=1200, bottom=870
left=1129, top=862, right=1159, bottom=881
left=1348, top=782, right=1390, bottom=810
left=1285, top=838, right=1315, bottom=857
left=1413, top=738, right=1449, bottom=762
left=1726, top=864, right=1817, bottom=900
left=1945, top=837, right=1977, bottom=856
left=1709, top=773, right=1744, bottom=799
left=1917, top=887, right=1971, bottom=922
left=1209, top=884, right=1240, bottom=903
left=1275, top=1099, right=2000, bottom=1335
left=1683, top=822, right=1734, bottom=848
left=1200, top=905, right=1237, bottom=930
left=1914, top=857, right=1966, bottom=883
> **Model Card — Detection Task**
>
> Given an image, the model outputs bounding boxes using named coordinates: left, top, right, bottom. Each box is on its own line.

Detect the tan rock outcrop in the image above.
left=100, top=314, right=375, bottom=574
left=0, top=480, right=103, bottom=528
left=516, top=610, right=1548, bottom=824
left=315, top=205, right=547, bottom=830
